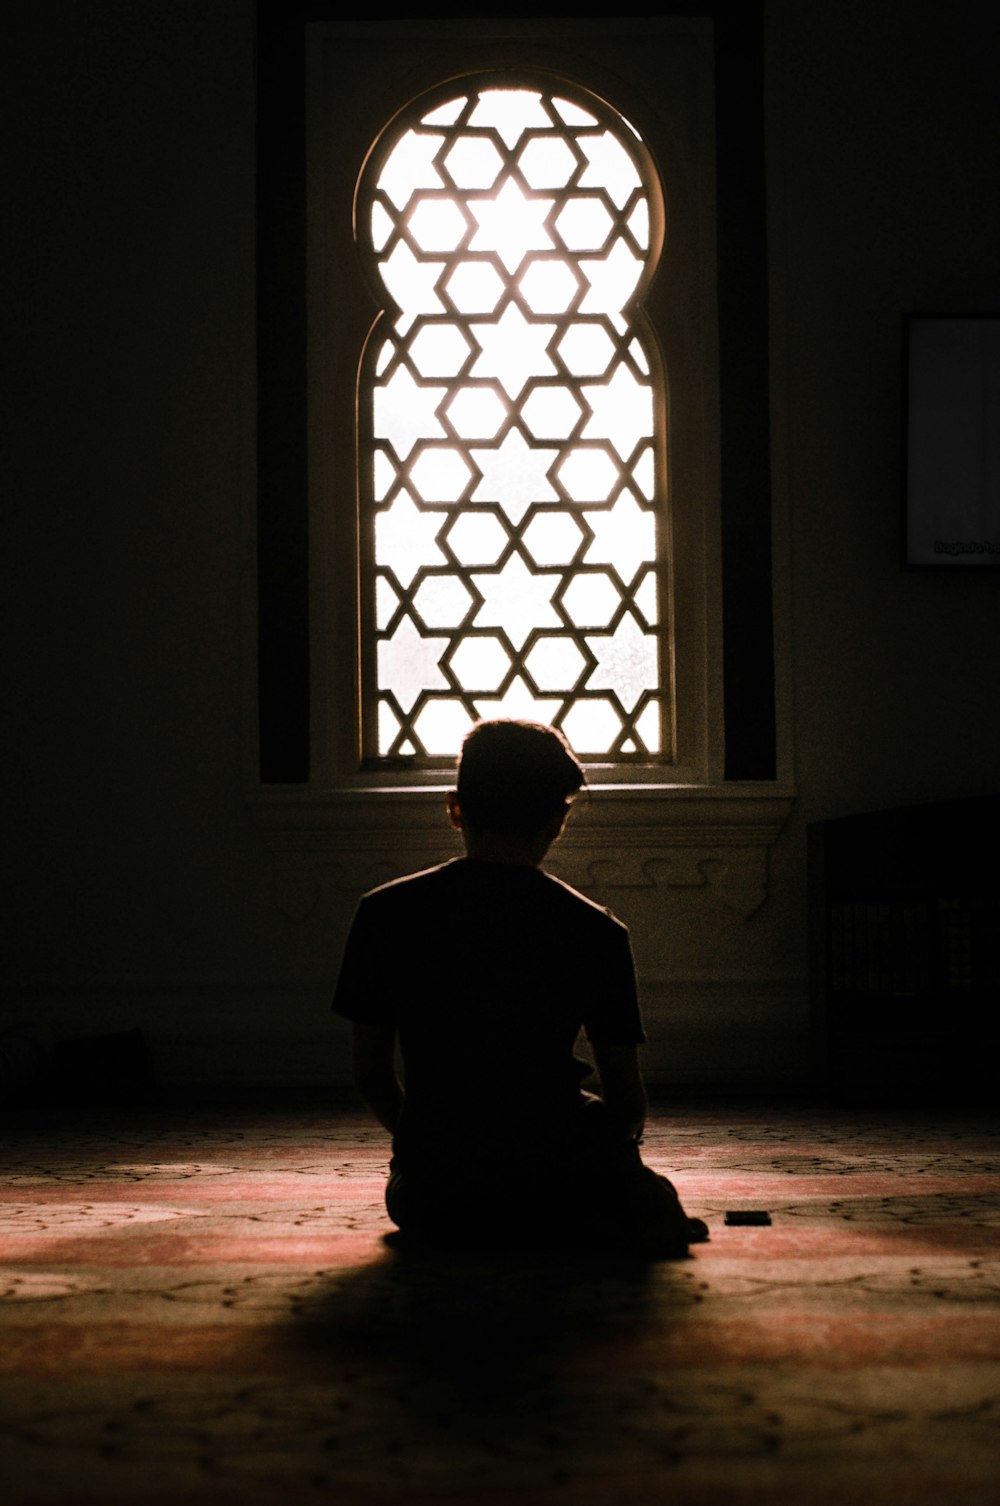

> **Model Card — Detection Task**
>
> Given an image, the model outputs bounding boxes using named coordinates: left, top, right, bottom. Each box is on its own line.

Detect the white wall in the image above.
left=3, top=0, right=997, bottom=1094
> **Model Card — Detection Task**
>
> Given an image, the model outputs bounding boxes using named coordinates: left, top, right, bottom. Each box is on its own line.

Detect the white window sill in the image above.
left=249, top=782, right=795, bottom=922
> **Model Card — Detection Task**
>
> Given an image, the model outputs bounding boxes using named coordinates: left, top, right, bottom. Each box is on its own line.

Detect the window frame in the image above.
left=354, top=69, right=672, bottom=770
left=254, top=5, right=781, bottom=794
left=305, top=18, right=723, bottom=790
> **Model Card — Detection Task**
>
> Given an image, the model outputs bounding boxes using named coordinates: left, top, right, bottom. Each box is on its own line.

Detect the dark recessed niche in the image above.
left=255, top=4, right=775, bottom=783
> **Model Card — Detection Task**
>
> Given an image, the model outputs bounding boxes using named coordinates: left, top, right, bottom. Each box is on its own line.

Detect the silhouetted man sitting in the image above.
left=333, top=718, right=707, bottom=1257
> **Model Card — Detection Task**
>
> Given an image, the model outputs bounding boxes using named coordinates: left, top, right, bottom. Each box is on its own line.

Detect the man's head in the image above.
left=450, top=719, right=585, bottom=842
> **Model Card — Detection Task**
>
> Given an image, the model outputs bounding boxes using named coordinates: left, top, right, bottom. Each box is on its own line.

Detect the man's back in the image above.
left=333, top=857, right=643, bottom=1165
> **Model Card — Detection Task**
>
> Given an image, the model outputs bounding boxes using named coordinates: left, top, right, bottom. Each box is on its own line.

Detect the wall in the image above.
left=2, top=0, right=287, bottom=1086
left=770, top=0, right=1000, bottom=826
left=3, top=0, right=997, bottom=1096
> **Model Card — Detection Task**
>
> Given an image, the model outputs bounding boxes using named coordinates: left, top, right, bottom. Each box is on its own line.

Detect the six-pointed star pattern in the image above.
left=364, top=84, right=663, bottom=757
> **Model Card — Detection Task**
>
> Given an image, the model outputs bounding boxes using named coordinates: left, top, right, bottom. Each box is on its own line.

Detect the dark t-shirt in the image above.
left=332, top=857, right=643, bottom=1169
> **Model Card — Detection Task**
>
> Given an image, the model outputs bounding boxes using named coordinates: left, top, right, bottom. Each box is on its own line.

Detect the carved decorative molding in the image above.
left=250, top=784, right=794, bottom=922
left=552, top=849, right=769, bottom=919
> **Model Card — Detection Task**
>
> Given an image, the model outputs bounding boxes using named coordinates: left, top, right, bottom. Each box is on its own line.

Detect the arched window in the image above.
left=257, top=16, right=788, bottom=925
left=355, top=74, right=670, bottom=766
left=296, top=23, right=734, bottom=789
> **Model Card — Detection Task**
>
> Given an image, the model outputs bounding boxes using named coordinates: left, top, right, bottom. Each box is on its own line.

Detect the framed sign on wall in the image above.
left=903, top=314, right=1000, bottom=568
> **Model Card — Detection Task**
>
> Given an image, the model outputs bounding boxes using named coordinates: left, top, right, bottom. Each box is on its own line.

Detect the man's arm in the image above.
left=591, top=1041, right=647, bottom=1141
left=352, top=1020, right=404, bottom=1133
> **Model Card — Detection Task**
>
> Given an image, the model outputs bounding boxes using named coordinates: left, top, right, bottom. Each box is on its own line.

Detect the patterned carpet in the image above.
left=2, top=1097, right=999, bottom=1505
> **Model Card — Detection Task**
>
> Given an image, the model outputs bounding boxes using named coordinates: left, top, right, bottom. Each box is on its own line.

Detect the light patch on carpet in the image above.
left=0, top=1203, right=199, bottom=1232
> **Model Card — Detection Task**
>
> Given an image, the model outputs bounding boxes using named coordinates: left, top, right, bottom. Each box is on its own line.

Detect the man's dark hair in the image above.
left=456, top=719, right=585, bottom=837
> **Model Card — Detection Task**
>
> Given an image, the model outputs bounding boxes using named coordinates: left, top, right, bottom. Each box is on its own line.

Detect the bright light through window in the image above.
left=357, top=76, right=666, bottom=761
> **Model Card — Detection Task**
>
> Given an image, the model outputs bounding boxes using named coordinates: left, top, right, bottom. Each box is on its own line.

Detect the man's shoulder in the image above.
left=358, top=858, right=628, bottom=936
left=538, top=869, right=628, bottom=934
left=360, top=859, right=461, bottom=907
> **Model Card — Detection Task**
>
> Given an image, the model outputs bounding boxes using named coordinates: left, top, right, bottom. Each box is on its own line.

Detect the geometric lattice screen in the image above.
left=356, top=75, right=668, bottom=762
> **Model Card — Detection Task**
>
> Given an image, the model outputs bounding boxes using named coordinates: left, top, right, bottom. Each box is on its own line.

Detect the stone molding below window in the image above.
left=249, top=784, right=794, bottom=923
